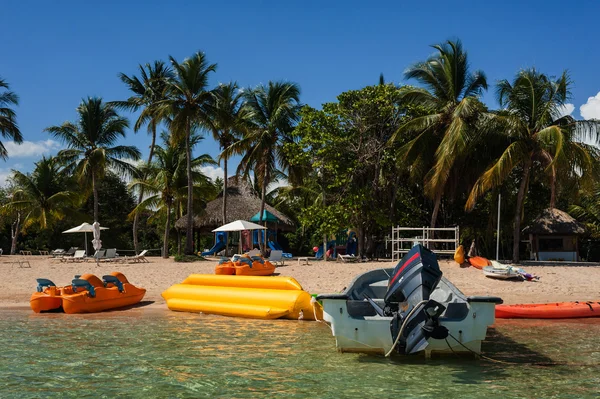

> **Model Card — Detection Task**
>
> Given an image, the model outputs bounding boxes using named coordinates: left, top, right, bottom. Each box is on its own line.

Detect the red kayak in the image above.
left=496, top=302, right=600, bottom=319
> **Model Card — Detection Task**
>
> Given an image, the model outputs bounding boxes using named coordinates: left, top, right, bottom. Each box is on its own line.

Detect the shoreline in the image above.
left=2, top=255, right=600, bottom=309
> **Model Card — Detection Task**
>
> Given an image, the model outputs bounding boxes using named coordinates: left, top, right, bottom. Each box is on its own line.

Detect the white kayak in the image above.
left=482, top=264, right=521, bottom=280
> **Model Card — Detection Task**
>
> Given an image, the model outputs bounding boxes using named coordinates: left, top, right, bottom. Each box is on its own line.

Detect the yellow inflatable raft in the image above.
left=162, top=274, right=322, bottom=320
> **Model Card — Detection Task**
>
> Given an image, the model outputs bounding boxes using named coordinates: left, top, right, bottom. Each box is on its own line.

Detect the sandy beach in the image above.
left=2, top=255, right=600, bottom=308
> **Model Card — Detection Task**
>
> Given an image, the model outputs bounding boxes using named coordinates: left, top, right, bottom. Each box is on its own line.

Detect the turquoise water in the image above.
left=1, top=307, right=599, bottom=398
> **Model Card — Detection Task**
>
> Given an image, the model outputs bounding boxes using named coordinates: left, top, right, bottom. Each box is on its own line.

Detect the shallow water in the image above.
left=1, top=307, right=599, bottom=398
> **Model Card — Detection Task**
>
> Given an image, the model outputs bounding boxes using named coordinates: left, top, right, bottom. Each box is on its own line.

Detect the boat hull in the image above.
left=30, top=273, right=146, bottom=314
left=318, top=268, right=500, bottom=356
left=30, top=293, right=63, bottom=313
left=320, top=297, right=495, bottom=355
left=61, top=287, right=146, bottom=314
left=496, top=302, right=600, bottom=319
left=234, top=261, right=275, bottom=276
left=482, top=266, right=520, bottom=280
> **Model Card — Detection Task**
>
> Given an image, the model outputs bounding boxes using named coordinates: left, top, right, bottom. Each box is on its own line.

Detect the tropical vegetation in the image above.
left=2, top=41, right=600, bottom=262
left=0, top=77, right=23, bottom=158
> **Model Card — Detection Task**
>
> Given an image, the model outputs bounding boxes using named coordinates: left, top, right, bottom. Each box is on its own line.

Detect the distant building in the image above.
left=522, top=208, right=585, bottom=261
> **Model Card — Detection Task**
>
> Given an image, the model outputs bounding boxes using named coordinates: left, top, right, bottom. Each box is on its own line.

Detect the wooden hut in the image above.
left=175, top=177, right=294, bottom=252
left=522, top=208, right=585, bottom=261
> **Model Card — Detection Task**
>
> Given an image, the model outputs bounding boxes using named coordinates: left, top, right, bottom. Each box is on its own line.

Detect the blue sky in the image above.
left=2, top=0, right=600, bottom=184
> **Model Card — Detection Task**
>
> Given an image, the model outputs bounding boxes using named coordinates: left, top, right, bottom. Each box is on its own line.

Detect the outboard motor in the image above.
left=384, top=245, right=448, bottom=354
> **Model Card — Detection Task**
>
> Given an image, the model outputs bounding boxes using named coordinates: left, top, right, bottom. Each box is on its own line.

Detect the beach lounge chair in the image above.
left=337, top=254, right=359, bottom=263
left=61, top=250, right=86, bottom=263
left=125, top=250, right=149, bottom=263
left=55, top=247, right=78, bottom=259
left=102, top=248, right=119, bottom=262
left=268, top=241, right=293, bottom=258
left=51, top=249, right=65, bottom=257
left=247, top=249, right=261, bottom=257
left=267, top=250, right=285, bottom=266
left=87, top=249, right=106, bottom=262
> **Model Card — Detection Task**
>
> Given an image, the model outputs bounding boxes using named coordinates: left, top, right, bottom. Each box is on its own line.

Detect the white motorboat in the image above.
left=317, top=245, right=502, bottom=356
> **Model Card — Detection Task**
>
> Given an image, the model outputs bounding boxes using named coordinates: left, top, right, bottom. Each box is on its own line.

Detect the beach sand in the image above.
left=1, top=255, right=599, bottom=308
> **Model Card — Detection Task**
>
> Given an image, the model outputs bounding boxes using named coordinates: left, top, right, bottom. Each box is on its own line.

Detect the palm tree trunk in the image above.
left=133, top=123, right=158, bottom=253
left=163, top=203, right=171, bottom=258
left=223, top=157, right=229, bottom=256
left=185, top=120, right=194, bottom=255
left=512, top=159, right=532, bottom=263
left=259, top=165, right=267, bottom=255
left=430, top=192, right=442, bottom=228
left=429, top=191, right=442, bottom=249
left=92, top=173, right=99, bottom=222
left=549, top=165, right=556, bottom=209
left=10, top=212, right=21, bottom=255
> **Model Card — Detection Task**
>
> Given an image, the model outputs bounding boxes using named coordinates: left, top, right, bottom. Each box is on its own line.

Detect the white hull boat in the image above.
left=317, top=245, right=502, bottom=356
left=482, top=265, right=521, bottom=280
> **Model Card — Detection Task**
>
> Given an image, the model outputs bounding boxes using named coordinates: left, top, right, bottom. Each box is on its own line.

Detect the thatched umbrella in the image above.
left=176, top=178, right=293, bottom=230
left=175, top=177, right=294, bottom=253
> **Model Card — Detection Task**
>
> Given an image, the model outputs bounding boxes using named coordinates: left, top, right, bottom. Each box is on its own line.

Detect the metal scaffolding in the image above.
left=391, top=226, right=460, bottom=262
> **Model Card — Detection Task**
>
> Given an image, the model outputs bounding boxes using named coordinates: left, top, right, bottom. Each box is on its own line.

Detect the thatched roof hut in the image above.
left=522, top=208, right=585, bottom=261
left=522, top=208, right=585, bottom=235
left=175, top=177, right=294, bottom=232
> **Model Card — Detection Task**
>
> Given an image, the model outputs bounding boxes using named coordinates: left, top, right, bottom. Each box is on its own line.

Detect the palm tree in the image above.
left=225, top=81, right=301, bottom=252
left=46, top=97, right=141, bottom=222
left=466, top=69, right=600, bottom=262
left=570, top=185, right=600, bottom=239
left=205, top=82, right=249, bottom=229
left=392, top=39, right=488, bottom=229
left=0, top=77, right=23, bottom=158
left=2, top=156, right=77, bottom=253
left=111, top=61, right=174, bottom=253
left=130, top=133, right=216, bottom=258
left=159, top=51, right=217, bottom=254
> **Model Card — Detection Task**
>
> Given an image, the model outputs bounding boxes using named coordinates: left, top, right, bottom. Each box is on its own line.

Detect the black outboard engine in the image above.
left=384, top=245, right=448, bottom=354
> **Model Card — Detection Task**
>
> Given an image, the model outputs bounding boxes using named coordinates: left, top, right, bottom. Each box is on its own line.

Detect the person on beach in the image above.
left=326, top=244, right=335, bottom=259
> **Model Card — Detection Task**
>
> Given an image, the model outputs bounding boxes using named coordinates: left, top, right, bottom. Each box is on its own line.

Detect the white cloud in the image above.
left=580, top=92, right=600, bottom=120
left=199, top=165, right=224, bottom=182
left=268, top=178, right=288, bottom=192
left=557, top=103, right=574, bottom=118
left=4, top=139, right=61, bottom=158
left=0, top=168, right=12, bottom=187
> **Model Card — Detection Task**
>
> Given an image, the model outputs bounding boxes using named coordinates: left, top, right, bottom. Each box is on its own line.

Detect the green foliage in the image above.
left=3, top=156, right=79, bottom=230
left=396, top=39, right=489, bottom=217
left=80, top=173, right=136, bottom=250
left=466, top=68, right=600, bottom=261
left=288, top=84, right=425, bottom=254
left=0, top=77, right=23, bottom=159
left=46, top=97, right=141, bottom=222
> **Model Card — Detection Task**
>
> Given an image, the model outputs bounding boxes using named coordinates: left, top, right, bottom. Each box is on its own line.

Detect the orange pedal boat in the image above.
left=215, top=258, right=236, bottom=275
left=30, top=272, right=146, bottom=314
left=233, top=255, right=275, bottom=276
left=496, top=301, right=600, bottom=319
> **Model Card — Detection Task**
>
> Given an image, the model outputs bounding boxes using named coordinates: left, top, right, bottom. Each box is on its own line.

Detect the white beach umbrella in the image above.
left=212, top=220, right=267, bottom=254
left=63, top=222, right=109, bottom=254
left=212, top=220, right=267, bottom=232
left=92, top=222, right=102, bottom=251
